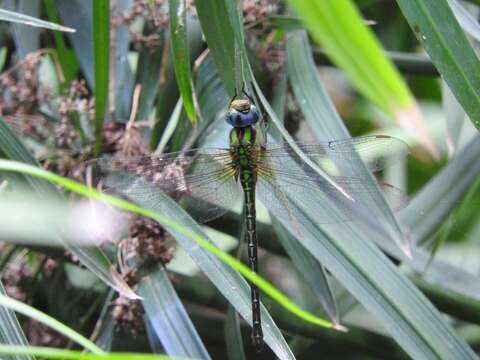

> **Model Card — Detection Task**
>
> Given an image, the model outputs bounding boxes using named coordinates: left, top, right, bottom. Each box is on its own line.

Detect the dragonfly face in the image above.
left=226, top=98, right=259, bottom=128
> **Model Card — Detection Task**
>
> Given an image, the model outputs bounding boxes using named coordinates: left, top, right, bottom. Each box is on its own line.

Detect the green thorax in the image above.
left=229, top=126, right=261, bottom=183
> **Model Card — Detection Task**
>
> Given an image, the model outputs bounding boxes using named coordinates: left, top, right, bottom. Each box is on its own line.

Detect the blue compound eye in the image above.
left=227, top=105, right=259, bottom=128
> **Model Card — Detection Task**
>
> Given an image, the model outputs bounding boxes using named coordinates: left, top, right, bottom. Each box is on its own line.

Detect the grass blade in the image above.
left=395, top=0, right=480, bottom=131
left=224, top=306, right=246, bottom=360
left=442, top=80, right=465, bottom=156
left=286, top=30, right=408, bottom=253
left=448, top=0, right=480, bottom=42
left=3, top=1, right=40, bottom=59
left=271, top=217, right=338, bottom=323
left=0, top=294, right=104, bottom=354
left=0, top=159, right=342, bottom=360
left=194, top=0, right=235, bottom=95
left=122, top=182, right=297, bottom=359
left=285, top=0, right=437, bottom=156
left=0, top=282, right=33, bottom=360
left=44, top=0, right=80, bottom=82
left=0, top=8, right=74, bottom=32
left=135, top=28, right=166, bottom=123
left=92, top=0, right=110, bottom=155
left=251, top=68, right=476, bottom=360
left=55, top=1, right=94, bottom=86
left=169, top=0, right=196, bottom=123
left=399, top=135, right=480, bottom=243
left=0, top=117, right=137, bottom=300
left=0, top=345, right=176, bottom=360
left=139, top=267, right=210, bottom=359
left=257, top=179, right=476, bottom=359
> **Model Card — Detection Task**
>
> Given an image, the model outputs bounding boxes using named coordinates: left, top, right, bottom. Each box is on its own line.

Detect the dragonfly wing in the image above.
left=265, top=135, right=408, bottom=175
left=256, top=147, right=404, bottom=225
left=90, top=149, right=241, bottom=224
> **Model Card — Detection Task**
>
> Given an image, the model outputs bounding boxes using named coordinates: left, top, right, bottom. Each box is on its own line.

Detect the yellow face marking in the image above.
left=231, top=99, right=251, bottom=112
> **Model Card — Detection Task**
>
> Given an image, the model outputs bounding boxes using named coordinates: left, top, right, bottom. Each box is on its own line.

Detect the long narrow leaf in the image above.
left=4, top=0, right=40, bottom=59
left=122, top=182, right=296, bottom=359
left=271, top=218, right=338, bottom=323
left=0, top=345, right=174, bottom=360
left=400, top=135, right=480, bottom=244
left=286, top=30, right=408, bottom=253
left=224, top=306, right=246, bottom=360
left=169, top=0, right=196, bottom=123
left=0, top=294, right=104, bottom=354
left=0, top=117, right=137, bottom=300
left=251, top=80, right=476, bottom=359
left=0, top=8, right=74, bottom=32
left=139, top=267, right=210, bottom=359
left=44, top=0, right=80, bottom=82
left=92, top=0, right=110, bottom=154
left=55, top=1, right=94, bottom=86
left=0, top=282, right=33, bottom=360
left=285, top=0, right=437, bottom=155
left=395, top=0, right=480, bottom=131
left=0, top=159, right=340, bottom=360
left=194, top=0, right=235, bottom=95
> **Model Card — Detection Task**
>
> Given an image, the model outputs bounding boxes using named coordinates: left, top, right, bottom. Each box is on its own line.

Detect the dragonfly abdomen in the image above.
left=239, top=167, right=263, bottom=351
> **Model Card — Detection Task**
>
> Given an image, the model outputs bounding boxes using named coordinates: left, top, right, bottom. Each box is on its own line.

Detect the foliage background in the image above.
left=0, top=0, right=479, bottom=359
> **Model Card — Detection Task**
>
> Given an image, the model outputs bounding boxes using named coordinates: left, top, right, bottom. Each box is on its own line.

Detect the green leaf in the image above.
left=0, top=8, right=75, bottom=32
left=111, top=0, right=134, bottom=121
left=448, top=0, right=480, bottom=42
left=442, top=81, right=465, bottom=155
left=3, top=1, right=41, bottom=59
left=395, top=0, right=480, bottom=131
left=251, top=76, right=477, bottom=360
left=0, top=345, right=176, bottom=360
left=0, top=159, right=340, bottom=360
left=285, top=0, right=412, bottom=110
left=93, top=290, right=115, bottom=351
left=224, top=306, right=246, bottom=360
left=44, top=0, right=80, bottom=82
left=92, top=0, right=110, bottom=154
left=136, top=32, right=165, bottom=124
left=0, top=282, right=33, bottom=360
left=0, top=294, right=104, bottom=354
left=169, top=0, right=196, bottom=123
left=139, top=267, right=210, bottom=358
left=285, top=0, right=438, bottom=155
left=0, top=117, right=137, bottom=300
left=271, top=218, right=338, bottom=323
left=119, top=181, right=296, bottom=359
left=55, top=1, right=94, bottom=87
left=286, top=31, right=407, bottom=253
left=400, top=135, right=480, bottom=244
left=194, top=0, right=235, bottom=95
left=0, top=47, right=6, bottom=72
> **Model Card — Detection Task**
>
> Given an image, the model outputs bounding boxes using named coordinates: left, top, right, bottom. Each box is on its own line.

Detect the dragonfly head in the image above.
left=227, top=99, right=259, bottom=128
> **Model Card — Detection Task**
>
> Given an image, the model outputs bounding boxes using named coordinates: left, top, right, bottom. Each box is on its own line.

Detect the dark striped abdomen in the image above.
left=240, top=168, right=263, bottom=350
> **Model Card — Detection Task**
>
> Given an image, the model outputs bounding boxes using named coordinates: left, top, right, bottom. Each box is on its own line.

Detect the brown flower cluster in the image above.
left=127, top=216, right=174, bottom=265
left=1, top=260, right=32, bottom=302
left=24, top=319, right=69, bottom=347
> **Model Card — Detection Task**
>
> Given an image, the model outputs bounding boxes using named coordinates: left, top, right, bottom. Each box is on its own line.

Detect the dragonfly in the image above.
left=92, top=92, right=408, bottom=351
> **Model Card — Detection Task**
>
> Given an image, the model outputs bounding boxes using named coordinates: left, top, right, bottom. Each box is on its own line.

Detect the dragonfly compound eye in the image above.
left=227, top=104, right=259, bottom=128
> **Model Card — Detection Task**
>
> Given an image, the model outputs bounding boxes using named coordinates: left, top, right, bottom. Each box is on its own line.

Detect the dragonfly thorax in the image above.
left=227, top=99, right=259, bottom=128
left=229, top=126, right=259, bottom=148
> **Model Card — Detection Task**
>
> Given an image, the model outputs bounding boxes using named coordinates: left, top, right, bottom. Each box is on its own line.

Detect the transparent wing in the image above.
left=90, top=148, right=241, bottom=223
left=265, top=135, right=408, bottom=174
left=256, top=136, right=408, bottom=225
